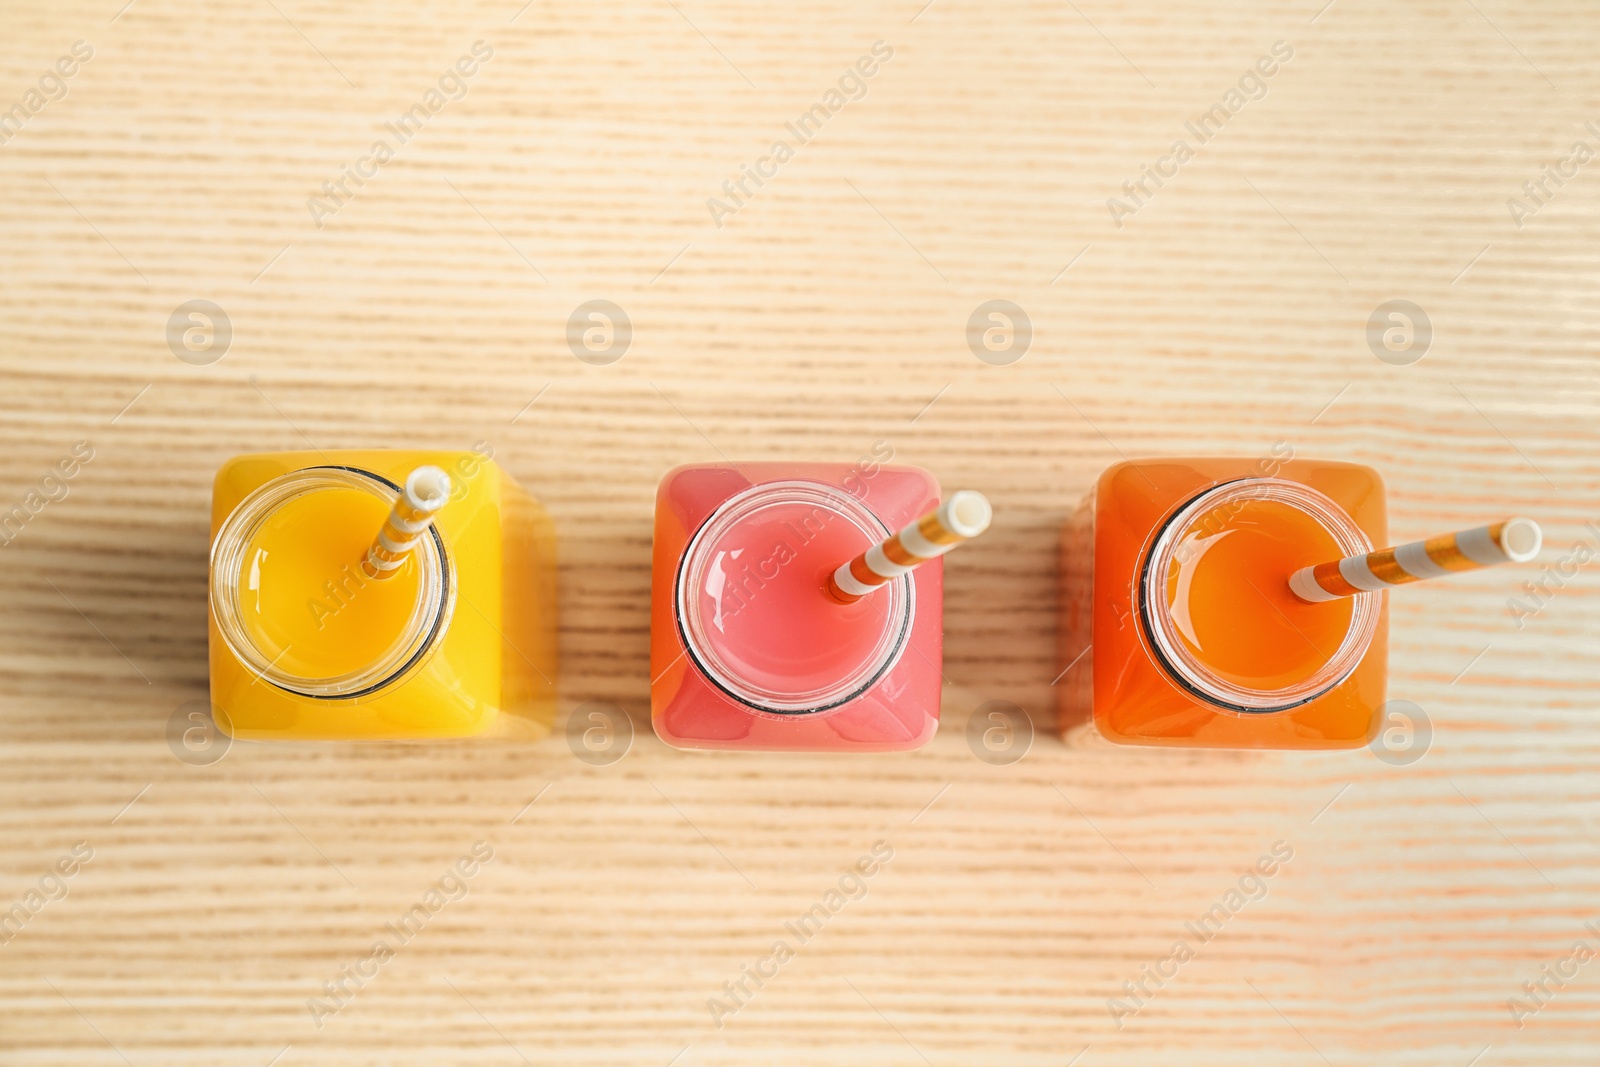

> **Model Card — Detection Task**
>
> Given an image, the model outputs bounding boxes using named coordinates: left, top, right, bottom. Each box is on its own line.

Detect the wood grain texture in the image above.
left=1, top=0, right=1598, bottom=1062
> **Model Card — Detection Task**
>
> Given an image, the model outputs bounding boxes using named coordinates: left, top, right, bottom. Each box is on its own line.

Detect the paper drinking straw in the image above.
left=362, top=466, right=453, bottom=580
left=1288, top=517, right=1542, bottom=603
left=827, top=491, right=993, bottom=604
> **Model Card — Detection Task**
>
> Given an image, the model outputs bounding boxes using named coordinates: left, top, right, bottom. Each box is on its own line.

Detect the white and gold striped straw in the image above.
left=362, top=466, right=453, bottom=580
left=1288, top=517, right=1542, bottom=603
left=827, top=491, right=993, bottom=604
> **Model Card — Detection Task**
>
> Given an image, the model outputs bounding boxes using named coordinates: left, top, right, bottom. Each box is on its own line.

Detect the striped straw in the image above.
left=827, top=491, right=993, bottom=604
left=1288, top=517, right=1542, bottom=603
left=362, top=466, right=453, bottom=580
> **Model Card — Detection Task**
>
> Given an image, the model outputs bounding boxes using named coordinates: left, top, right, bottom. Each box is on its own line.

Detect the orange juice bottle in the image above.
left=1060, top=456, right=1388, bottom=748
left=207, top=449, right=557, bottom=740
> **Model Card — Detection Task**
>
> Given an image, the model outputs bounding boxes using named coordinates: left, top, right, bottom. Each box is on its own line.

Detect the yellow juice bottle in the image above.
left=207, top=448, right=557, bottom=740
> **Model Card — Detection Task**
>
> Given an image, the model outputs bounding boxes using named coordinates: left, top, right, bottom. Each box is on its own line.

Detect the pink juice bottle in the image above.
left=650, top=461, right=945, bottom=752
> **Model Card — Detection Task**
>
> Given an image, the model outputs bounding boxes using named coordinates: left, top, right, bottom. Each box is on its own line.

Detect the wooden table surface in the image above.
left=2, top=0, right=1597, bottom=1063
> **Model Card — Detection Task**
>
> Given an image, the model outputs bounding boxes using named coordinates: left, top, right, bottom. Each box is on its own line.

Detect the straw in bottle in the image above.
left=1288, top=517, right=1542, bottom=603
left=827, top=490, right=993, bottom=604
left=362, top=466, right=453, bottom=580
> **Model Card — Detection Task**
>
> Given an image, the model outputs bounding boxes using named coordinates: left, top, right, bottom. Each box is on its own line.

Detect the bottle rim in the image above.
left=1139, top=477, right=1379, bottom=714
left=209, top=465, right=454, bottom=700
left=674, top=479, right=915, bottom=717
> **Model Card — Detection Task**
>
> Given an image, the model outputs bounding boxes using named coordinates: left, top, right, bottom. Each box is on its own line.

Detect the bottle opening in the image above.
left=1140, top=478, right=1379, bottom=714
left=209, top=466, right=454, bottom=699
left=675, top=480, right=914, bottom=716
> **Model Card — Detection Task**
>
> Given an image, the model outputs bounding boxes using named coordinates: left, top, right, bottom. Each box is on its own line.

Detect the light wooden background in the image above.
left=2, top=0, right=1597, bottom=1063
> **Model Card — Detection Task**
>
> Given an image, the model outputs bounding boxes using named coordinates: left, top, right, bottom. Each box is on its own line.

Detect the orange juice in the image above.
left=235, top=485, right=421, bottom=681
left=1162, top=496, right=1354, bottom=693
left=1060, top=457, right=1388, bottom=749
left=208, top=449, right=557, bottom=740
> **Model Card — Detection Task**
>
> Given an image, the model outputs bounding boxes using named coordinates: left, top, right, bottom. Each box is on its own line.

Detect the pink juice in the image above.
left=651, top=462, right=944, bottom=752
left=688, top=503, right=896, bottom=704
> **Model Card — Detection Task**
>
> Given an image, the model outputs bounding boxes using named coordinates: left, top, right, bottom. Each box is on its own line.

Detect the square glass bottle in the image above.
left=650, top=461, right=943, bottom=752
left=208, top=448, right=557, bottom=740
left=1059, top=456, right=1388, bottom=749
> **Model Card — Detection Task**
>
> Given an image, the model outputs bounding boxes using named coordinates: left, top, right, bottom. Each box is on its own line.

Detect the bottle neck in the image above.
left=1139, top=478, right=1379, bottom=714
left=210, top=466, right=454, bottom=699
left=674, top=480, right=914, bottom=716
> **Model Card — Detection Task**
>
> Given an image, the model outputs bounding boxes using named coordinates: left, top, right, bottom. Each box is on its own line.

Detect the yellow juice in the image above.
left=238, top=487, right=422, bottom=680
left=208, top=449, right=557, bottom=740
